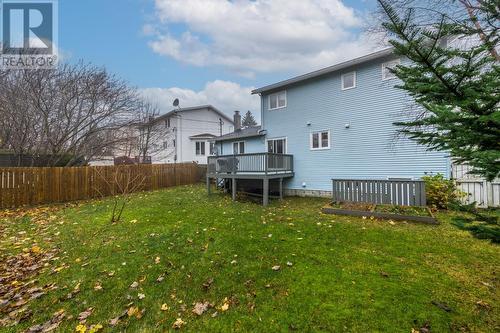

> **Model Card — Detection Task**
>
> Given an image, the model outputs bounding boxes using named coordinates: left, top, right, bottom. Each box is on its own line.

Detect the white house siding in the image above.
left=261, top=55, right=450, bottom=192
left=153, top=107, right=233, bottom=164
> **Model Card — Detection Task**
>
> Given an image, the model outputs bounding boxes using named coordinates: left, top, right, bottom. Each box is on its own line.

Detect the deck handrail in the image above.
left=207, top=153, right=293, bottom=175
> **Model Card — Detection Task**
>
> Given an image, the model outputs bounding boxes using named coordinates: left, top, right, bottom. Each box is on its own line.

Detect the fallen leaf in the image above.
left=78, top=308, right=93, bottom=322
left=476, top=300, right=491, bottom=310
left=138, top=293, right=145, bottom=300
left=202, top=277, right=214, bottom=291
left=154, top=257, right=160, bottom=264
left=130, top=281, right=139, bottom=289
left=192, top=302, right=212, bottom=316
left=172, top=318, right=185, bottom=329
left=160, top=304, right=170, bottom=311
left=272, top=265, right=281, bottom=271
left=431, top=300, right=452, bottom=312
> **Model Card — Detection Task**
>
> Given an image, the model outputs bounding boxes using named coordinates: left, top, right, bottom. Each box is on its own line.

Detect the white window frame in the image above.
left=310, top=130, right=331, bottom=150
left=165, top=117, right=171, bottom=128
left=382, top=59, right=400, bottom=80
left=209, top=142, right=215, bottom=155
left=268, top=91, right=287, bottom=110
left=341, top=71, right=356, bottom=90
left=233, top=141, right=245, bottom=154
left=195, top=141, right=206, bottom=156
left=266, top=137, right=288, bottom=154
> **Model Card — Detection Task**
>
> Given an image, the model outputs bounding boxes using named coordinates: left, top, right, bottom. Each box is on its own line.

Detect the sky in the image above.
left=59, top=0, right=381, bottom=121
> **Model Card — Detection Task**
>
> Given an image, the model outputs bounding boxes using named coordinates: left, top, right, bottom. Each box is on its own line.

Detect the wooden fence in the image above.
left=332, top=179, right=427, bottom=206
left=0, top=163, right=202, bottom=209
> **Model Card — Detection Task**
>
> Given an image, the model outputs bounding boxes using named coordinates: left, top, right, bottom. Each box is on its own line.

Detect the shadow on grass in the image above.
left=451, top=205, right=499, bottom=243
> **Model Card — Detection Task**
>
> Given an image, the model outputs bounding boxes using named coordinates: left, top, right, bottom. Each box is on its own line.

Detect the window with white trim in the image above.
left=165, top=118, right=171, bottom=128
left=267, top=138, right=287, bottom=154
left=233, top=141, right=245, bottom=154
left=268, top=91, right=287, bottom=110
left=195, top=141, right=205, bottom=155
left=209, top=142, right=215, bottom=155
left=382, top=59, right=400, bottom=80
left=341, top=71, right=356, bottom=90
left=310, top=131, right=330, bottom=150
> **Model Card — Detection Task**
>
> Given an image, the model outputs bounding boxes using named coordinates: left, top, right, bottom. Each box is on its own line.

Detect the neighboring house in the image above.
left=209, top=48, right=450, bottom=204
left=90, top=105, right=234, bottom=165
left=152, top=105, right=233, bottom=164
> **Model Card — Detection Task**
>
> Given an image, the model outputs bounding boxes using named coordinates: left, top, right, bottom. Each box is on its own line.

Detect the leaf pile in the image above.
left=0, top=247, right=58, bottom=327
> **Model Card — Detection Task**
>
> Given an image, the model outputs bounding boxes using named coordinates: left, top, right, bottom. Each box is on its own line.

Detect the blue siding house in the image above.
left=209, top=49, right=450, bottom=204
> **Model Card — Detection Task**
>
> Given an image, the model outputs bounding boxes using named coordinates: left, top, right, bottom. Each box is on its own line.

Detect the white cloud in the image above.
left=140, top=80, right=261, bottom=122
left=147, top=0, right=382, bottom=76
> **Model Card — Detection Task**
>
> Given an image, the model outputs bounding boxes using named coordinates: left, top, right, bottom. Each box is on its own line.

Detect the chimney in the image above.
left=234, top=111, right=241, bottom=131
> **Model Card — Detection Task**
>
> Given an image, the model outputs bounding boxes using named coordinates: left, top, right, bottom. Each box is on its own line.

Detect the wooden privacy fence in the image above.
left=332, top=179, right=427, bottom=206
left=0, top=163, right=201, bottom=209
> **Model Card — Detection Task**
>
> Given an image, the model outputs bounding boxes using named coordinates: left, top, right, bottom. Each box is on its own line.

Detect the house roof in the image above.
left=189, top=133, right=218, bottom=140
left=155, top=105, right=234, bottom=124
left=214, top=126, right=265, bottom=142
left=252, top=48, right=394, bottom=94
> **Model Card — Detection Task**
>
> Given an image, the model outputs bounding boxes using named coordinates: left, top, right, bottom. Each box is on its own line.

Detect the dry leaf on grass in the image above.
left=77, top=308, right=93, bottom=322
left=192, top=302, right=212, bottom=316
left=172, top=318, right=185, bottom=329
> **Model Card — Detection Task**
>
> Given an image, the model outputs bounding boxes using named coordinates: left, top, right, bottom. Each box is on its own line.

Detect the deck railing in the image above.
left=332, top=179, right=427, bottom=206
left=208, top=153, right=293, bottom=175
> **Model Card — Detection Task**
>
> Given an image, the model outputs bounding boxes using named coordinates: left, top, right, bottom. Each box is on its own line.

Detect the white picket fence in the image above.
left=452, top=164, right=500, bottom=208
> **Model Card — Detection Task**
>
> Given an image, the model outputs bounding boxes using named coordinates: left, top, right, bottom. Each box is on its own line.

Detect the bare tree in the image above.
left=0, top=62, right=140, bottom=166
left=135, top=102, right=164, bottom=162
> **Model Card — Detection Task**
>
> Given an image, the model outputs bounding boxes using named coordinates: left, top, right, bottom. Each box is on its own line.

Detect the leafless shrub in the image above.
left=93, top=166, right=146, bottom=223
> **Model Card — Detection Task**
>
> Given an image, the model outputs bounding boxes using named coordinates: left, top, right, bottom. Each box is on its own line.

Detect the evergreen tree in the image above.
left=377, top=0, right=499, bottom=180
left=242, top=110, right=258, bottom=127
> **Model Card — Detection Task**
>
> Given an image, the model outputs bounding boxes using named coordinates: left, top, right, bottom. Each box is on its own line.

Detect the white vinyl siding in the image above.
left=341, top=71, right=356, bottom=90
left=382, top=59, right=400, bottom=80
left=195, top=141, right=205, bottom=155
left=268, top=91, right=287, bottom=110
left=310, top=131, right=330, bottom=150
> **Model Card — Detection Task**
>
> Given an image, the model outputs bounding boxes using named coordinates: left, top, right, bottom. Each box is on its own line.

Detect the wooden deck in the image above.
left=207, top=153, right=294, bottom=206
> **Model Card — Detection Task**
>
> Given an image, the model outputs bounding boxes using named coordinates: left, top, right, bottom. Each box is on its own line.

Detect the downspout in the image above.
left=260, top=93, right=264, bottom=130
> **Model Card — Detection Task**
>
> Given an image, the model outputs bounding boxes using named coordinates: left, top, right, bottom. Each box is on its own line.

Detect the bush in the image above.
left=422, top=174, right=464, bottom=210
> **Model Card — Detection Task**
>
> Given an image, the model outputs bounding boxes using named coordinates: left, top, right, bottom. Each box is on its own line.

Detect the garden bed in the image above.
left=322, top=202, right=438, bottom=224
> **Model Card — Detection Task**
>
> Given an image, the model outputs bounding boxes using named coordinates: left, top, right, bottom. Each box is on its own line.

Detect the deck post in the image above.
left=279, top=178, right=283, bottom=200
left=206, top=176, right=211, bottom=195
left=263, top=178, right=269, bottom=206
left=232, top=178, right=237, bottom=201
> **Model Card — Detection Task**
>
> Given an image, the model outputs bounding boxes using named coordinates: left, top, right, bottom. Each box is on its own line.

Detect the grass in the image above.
left=0, top=184, right=499, bottom=332
left=374, top=204, right=431, bottom=217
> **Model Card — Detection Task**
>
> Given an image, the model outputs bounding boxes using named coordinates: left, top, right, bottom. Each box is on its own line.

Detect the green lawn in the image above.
left=0, top=185, right=498, bottom=332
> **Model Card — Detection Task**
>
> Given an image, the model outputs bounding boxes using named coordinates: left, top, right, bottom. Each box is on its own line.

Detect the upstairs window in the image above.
left=341, top=72, right=356, bottom=90
left=310, top=131, right=330, bottom=150
left=268, top=91, right=287, bottom=110
left=382, top=59, right=400, bottom=80
left=165, top=118, right=171, bottom=128
left=233, top=141, right=245, bottom=154
left=195, top=141, right=206, bottom=156
left=209, top=142, right=215, bottom=155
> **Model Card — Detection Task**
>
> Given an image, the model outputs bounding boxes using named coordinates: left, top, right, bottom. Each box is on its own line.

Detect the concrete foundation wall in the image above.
left=285, top=189, right=332, bottom=198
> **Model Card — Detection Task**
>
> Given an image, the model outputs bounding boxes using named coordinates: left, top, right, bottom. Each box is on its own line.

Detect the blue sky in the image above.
left=59, top=0, right=379, bottom=118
